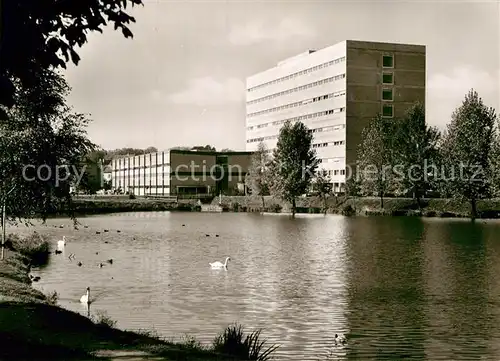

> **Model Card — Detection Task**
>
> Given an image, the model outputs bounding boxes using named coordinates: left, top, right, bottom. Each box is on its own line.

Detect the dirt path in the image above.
left=94, top=350, right=167, bottom=360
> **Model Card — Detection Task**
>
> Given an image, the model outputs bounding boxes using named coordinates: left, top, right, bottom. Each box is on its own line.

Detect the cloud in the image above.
left=427, top=65, right=499, bottom=127
left=164, top=77, right=245, bottom=106
left=428, top=65, right=498, bottom=100
left=228, top=18, right=315, bottom=46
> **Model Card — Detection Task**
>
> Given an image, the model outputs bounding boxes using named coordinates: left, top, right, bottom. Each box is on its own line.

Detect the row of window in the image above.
left=247, top=105, right=346, bottom=131
left=246, top=135, right=278, bottom=143
left=112, top=155, right=169, bottom=168
left=247, top=124, right=345, bottom=144
left=248, top=56, right=346, bottom=92
left=321, top=169, right=347, bottom=177
left=312, top=140, right=345, bottom=148
left=309, top=124, right=346, bottom=133
left=114, top=173, right=170, bottom=177
left=247, top=91, right=346, bottom=118
left=247, top=73, right=346, bottom=105
left=318, top=157, right=343, bottom=164
left=381, top=55, right=395, bottom=118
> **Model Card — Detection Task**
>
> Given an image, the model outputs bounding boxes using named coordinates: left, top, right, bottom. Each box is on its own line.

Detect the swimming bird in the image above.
left=209, top=257, right=231, bottom=269
left=57, top=236, right=66, bottom=248
left=96, top=231, right=101, bottom=235
left=106, top=259, right=113, bottom=264
left=80, top=287, right=91, bottom=304
left=334, top=334, right=347, bottom=344
left=77, top=261, right=83, bottom=267
left=98, top=263, right=104, bottom=268
left=54, top=249, right=62, bottom=254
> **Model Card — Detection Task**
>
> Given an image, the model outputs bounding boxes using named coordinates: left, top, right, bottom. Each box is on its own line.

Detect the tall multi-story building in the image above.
left=245, top=40, right=426, bottom=193
left=111, top=149, right=253, bottom=196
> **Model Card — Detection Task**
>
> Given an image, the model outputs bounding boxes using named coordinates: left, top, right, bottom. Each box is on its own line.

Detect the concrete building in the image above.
left=245, top=40, right=426, bottom=192
left=111, top=149, right=253, bottom=196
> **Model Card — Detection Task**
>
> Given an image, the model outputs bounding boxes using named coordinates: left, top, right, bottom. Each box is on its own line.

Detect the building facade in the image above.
left=245, top=40, right=426, bottom=192
left=111, top=149, right=253, bottom=196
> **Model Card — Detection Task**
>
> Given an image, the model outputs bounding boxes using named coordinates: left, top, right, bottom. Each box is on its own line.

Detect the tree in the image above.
left=489, top=132, right=500, bottom=197
left=392, top=103, right=441, bottom=208
left=0, top=70, right=94, bottom=226
left=440, top=89, right=497, bottom=220
left=357, top=114, right=395, bottom=208
left=345, top=177, right=361, bottom=197
left=78, top=153, right=104, bottom=194
left=191, top=145, right=216, bottom=152
left=270, top=120, right=318, bottom=217
left=245, top=142, right=271, bottom=208
left=0, top=0, right=144, bottom=114
left=312, top=170, right=332, bottom=215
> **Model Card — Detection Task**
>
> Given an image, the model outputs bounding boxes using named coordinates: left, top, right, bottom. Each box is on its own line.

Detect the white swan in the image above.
left=80, top=287, right=91, bottom=304
left=210, top=257, right=231, bottom=269
left=57, top=236, right=66, bottom=248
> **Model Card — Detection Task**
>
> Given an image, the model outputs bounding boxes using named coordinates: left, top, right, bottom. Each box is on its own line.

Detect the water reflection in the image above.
left=13, top=213, right=500, bottom=360
left=344, top=217, right=427, bottom=360
left=423, top=219, right=500, bottom=360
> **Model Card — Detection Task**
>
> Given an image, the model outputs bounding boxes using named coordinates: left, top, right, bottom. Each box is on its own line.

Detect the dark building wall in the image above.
left=345, top=40, right=426, bottom=168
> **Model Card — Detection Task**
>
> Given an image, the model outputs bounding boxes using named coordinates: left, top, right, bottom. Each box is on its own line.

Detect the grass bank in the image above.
left=52, top=196, right=201, bottom=216
left=55, top=195, right=500, bottom=219
left=0, top=233, right=279, bottom=360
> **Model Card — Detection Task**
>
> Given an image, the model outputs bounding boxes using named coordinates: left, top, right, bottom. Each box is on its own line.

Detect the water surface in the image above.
left=19, top=212, right=500, bottom=360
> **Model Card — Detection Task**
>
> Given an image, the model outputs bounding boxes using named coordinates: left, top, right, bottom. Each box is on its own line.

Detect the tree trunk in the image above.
left=1, top=200, right=5, bottom=261
left=261, top=195, right=265, bottom=210
left=380, top=192, right=384, bottom=209
left=291, top=198, right=296, bottom=218
left=470, top=198, right=477, bottom=221
left=415, top=190, right=422, bottom=210
left=323, top=195, right=327, bottom=215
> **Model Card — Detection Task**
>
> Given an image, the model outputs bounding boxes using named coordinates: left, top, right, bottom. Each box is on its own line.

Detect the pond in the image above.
left=20, top=212, right=500, bottom=360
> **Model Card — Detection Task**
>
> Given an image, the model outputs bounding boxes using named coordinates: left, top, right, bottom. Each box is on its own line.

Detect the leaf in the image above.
left=121, top=26, right=133, bottom=38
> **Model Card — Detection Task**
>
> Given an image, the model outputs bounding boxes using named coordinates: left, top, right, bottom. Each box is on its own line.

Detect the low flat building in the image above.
left=111, top=149, right=253, bottom=196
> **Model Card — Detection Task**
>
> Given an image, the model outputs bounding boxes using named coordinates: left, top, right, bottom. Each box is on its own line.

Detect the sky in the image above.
left=64, top=0, right=500, bottom=151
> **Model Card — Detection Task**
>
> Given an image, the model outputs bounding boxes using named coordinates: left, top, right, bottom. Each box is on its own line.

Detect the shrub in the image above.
left=179, top=334, right=204, bottom=350
left=341, top=204, right=356, bottom=217
left=231, top=202, right=240, bottom=212
left=129, top=193, right=136, bottom=200
left=8, top=233, right=50, bottom=266
left=45, top=290, right=59, bottom=306
left=135, top=329, right=161, bottom=339
left=92, top=310, right=117, bottom=328
left=212, top=324, right=279, bottom=361
left=267, top=204, right=282, bottom=213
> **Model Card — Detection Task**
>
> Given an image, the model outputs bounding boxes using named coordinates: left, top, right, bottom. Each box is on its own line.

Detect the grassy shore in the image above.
left=55, top=195, right=500, bottom=219
left=0, top=233, right=278, bottom=360
left=213, top=195, right=500, bottom=219
left=54, top=196, right=200, bottom=216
